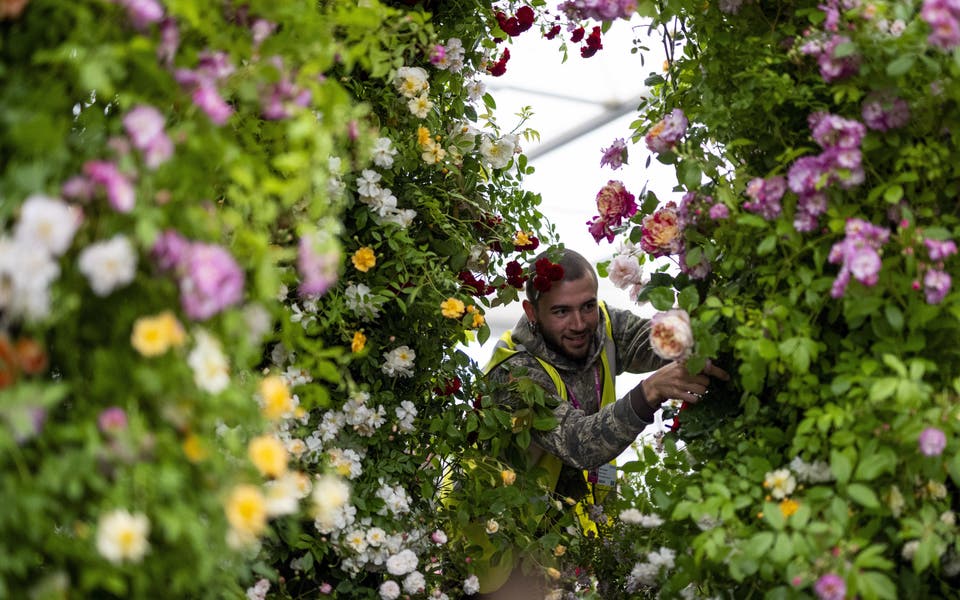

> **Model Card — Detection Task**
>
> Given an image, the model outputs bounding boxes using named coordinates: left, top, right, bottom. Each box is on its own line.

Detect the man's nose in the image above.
left=570, top=311, right=584, bottom=329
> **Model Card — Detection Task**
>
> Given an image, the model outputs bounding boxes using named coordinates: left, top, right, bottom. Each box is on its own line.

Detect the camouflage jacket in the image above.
left=487, top=305, right=666, bottom=486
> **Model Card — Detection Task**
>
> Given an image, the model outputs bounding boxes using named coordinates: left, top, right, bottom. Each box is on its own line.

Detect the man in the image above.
left=478, top=247, right=728, bottom=597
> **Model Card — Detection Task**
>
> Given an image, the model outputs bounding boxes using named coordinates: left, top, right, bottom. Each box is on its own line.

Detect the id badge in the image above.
left=595, top=463, right=617, bottom=488
left=587, top=463, right=617, bottom=487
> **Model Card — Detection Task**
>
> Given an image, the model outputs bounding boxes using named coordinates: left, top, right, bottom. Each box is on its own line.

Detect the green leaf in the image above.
left=679, top=159, right=702, bottom=189
left=648, top=287, right=675, bottom=310
left=869, top=377, right=898, bottom=402
left=886, top=54, right=916, bottom=77
left=856, top=571, right=897, bottom=600
left=847, top=483, right=880, bottom=509
left=757, top=235, right=777, bottom=255
left=743, top=531, right=774, bottom=559
left=884, top=304, right=904, bottom=331
left=677, top=286, right=700, bottom=312
left=853, top=448, right=896, bottom=481
left=883, top=184, right=903, bottom=203
left=831, top=449, right=853, bottom=484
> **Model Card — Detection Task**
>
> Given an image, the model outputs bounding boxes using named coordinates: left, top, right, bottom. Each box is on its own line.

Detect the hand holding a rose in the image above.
left=627, top=308, right=730, bottom=420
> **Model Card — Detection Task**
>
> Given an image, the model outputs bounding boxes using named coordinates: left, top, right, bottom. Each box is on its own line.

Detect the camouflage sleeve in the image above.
left=488, top=357, right=652, bottom=471
left=606, top=306, right=668, bottom=375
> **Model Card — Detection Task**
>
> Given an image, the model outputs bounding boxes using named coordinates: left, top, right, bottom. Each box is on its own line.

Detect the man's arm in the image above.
left=488, top=359, right=651, bottom=471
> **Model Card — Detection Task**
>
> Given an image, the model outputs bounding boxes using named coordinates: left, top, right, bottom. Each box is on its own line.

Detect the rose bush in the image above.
left=580, top=0, right=960, bottom=597
left=0, top=0, right=562, bottom=597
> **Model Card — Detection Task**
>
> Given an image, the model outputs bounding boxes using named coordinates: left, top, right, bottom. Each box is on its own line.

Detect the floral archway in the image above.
left=2, top=0, right=960, bottom=599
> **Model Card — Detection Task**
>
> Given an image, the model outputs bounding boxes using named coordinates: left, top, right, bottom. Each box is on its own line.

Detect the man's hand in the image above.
left=629, top=360, right=730, bottom=419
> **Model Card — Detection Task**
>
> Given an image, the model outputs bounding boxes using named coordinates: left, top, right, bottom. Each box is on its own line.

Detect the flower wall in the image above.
left=575, top=0, right=960, bottom=597
left=0, top=0, right=567, bottom=597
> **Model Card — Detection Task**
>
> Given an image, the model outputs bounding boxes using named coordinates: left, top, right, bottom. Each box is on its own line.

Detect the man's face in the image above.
left=525, top=275, right=600, bottom=361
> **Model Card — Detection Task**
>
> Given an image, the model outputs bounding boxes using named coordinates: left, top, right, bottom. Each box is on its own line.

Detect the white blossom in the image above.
left=357, top=169, right=382, bottom=198
left=96, top=509, right=150, bottom=564
left=394, top=66, right=429, bottom=98
left=381, top=345, right=416, bottom=378
left=386, top=549, right=418, bottom=576
left=407, top=93, right=434, bottom=119
left=463, top=575, right=480, bottom=595
left=396, top=400, right=417, bottom=433
left=403, top=571, right=426, bottom=594
left=379, top=580, right=401, bottom=600
left=187, top=330, right=230, bottom=393
left=0, top=235, right=60, bottom=321
left=479, top=134, right=517, bottom=169
left=372, top=137, right=397, bottom=168
left=15, top=194, right=80, bottom=256
left=78, top=234, right=137, bottom=296
left=763, top=468, right=797, bottom=500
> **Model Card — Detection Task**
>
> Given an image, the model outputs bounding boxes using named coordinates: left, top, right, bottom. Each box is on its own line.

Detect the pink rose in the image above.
left=650, top=309, right=694, bottom=361
left=640, top=202, right=683, bottom=257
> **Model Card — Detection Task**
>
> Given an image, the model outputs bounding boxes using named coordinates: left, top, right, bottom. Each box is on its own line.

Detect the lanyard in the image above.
left=567, top=363, right=602, bottom=411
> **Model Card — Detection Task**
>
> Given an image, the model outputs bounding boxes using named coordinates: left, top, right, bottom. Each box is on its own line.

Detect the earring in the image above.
left=527, top=321, right=538, bottom=334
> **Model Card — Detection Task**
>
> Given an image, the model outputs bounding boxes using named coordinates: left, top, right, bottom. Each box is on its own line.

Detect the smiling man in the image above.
left=476, top=247, right=728, bottom=597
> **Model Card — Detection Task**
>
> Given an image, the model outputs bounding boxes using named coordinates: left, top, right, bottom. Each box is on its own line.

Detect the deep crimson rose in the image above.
left=581, top=27, right=603, bottom=57
left=495, top=11, right=522, bottom=36
left=506, top=260, right=527, bottom=288
left=545, top=25, right=561, bottom=39
left=570, top=27, right=585, bottom=43
left=516, top=6, right=534, bottom=31
left=532, top=258, right=564, bottom=292
left=488, top=48, right=510, bottom=76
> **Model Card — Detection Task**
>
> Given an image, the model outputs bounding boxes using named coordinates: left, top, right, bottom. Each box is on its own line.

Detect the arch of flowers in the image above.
left=1, top=0, right=959, bottom=599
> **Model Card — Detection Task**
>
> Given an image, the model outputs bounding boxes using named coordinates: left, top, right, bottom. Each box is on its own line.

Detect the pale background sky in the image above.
left=462, top=16, right=678, bottom=410
left=454, top=17, right=690, bottom=453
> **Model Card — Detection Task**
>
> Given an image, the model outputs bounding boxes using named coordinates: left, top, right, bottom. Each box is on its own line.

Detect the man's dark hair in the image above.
left=525, top=247, right=598, bottom=305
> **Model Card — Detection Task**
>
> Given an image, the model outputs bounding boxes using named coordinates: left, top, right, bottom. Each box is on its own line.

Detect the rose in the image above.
left=640, top=201, right=683, bottom=257
left=649, top=309, right=694, bottom=361
left=596, top=180, right=636, bottom=223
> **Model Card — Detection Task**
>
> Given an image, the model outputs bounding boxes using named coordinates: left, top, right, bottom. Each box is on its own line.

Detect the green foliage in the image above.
left=583, top=0, right=960, bottom=596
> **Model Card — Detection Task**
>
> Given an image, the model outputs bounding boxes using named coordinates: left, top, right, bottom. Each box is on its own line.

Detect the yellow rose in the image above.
left=248, top=435, right=289, bottom=478
left=130, top=311, right=185, bottom=357
left=351, top=331, right=366, bottom=353
left=352, top=247, right=376, bottom=272
left=471, top=312, right=485, bottom=329
left=554, top=544, right=566, bottom=557
left=500, top=469, right=516, bottom=486
left=440, top=297, right=466, bottom=319
left=513, top=231, right=532, bottom=246
left=225, top=485, right=267, bottom=538
left=417, top=125, right=432, bottom=147
left=778, top=498, right=799, bottom=518
left=546, top=567, right=562, bottom=581
left=259, top=375, right=293, bottom=420
left=182, top=433, right=208, bottom=463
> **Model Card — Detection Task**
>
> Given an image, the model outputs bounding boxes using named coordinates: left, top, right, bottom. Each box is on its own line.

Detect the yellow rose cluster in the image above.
left=130, top=311, right=186, bottom=357
left=440, top=297, right=485, bottom=328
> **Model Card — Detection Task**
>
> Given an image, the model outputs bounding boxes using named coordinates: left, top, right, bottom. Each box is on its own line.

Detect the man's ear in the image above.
left=522, top=299, right=536, bottom=324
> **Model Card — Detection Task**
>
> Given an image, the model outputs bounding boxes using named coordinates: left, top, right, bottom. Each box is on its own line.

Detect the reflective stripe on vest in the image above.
left=482, top=302, right=618, bottom=536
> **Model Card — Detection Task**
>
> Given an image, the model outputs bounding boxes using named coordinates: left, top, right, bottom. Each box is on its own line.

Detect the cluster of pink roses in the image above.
left=918, top=237, right=956, bottom=304
left=558, top=0, right=636, bottom=21
left=152, top=230, right=245, bottom=320
left=827, top=218, right=889, bottom=298
left=922, top=0, right=960, bottom=51
left=785, top=112, right=866, bottom=232
left=587, top=180, right=637, bottom=243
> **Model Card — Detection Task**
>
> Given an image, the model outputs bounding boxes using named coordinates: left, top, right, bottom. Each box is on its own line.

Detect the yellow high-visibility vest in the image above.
left=467, top=302, right=618, bottom=592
